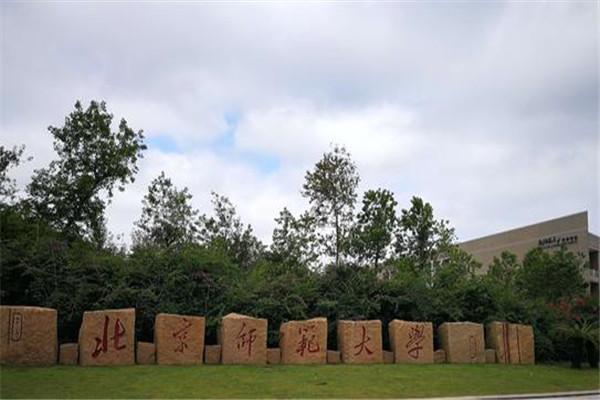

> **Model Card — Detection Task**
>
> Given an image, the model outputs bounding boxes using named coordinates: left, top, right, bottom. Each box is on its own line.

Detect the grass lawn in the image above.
left=0, top=363, right=598, bottom=399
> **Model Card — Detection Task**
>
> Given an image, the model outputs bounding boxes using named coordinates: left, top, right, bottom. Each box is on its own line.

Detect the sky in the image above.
left=2, top=1, right=598, bottom=247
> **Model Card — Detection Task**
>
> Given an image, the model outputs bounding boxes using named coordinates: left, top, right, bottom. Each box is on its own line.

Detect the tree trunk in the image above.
left=571, top=337, right=584, bottom=369
left=586, top=340, right=599, bottom=368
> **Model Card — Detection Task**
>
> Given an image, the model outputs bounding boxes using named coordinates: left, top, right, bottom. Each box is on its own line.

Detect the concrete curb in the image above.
left=396, top=390, right=600, bottom=400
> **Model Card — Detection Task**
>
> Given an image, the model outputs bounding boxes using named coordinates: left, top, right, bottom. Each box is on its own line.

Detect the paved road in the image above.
left=406, top=391, right=600, bottom=400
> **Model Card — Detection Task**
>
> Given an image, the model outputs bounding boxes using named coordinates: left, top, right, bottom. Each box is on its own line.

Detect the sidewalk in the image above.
left=401, top=390, right=600, bottom=400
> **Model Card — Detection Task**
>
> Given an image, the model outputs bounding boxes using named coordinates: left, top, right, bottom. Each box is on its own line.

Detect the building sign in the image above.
left=538, top=234, right=578, bottom=250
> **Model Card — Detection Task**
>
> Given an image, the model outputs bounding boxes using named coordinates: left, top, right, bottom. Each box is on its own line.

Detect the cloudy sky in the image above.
left=2, top=1, right=598, bottom=247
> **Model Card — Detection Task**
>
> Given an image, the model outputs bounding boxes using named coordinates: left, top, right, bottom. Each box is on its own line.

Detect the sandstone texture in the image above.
left=218, top=313, right=267, bottom=364
left=137, top=342, right=156, bottom=364
left=279, top=317, right=327, bottom=364
left=78, top=308, right=135, bottom=366
left=155, top=313, right=205, bottom=365
left=485, top=348, right=496, bottom=363
left=434, top=349, right=446, bottom=363
left=267, top=348, right=281, bottom=364
left=204, top=345, right=221, bottom=364
left=485, top=322, right=535, bottom=364
left=438, top=322, right=485, bottom=363
left=327, top=350, right=341, bottom=364
left=383, top=350, right=394, bottom=364
left=59, top=343, right=78, bottom=365
left=337, top=320, right=383, bottom=364
left=0, top=306, right=57, bottom=365
left=389, top=320, right=434, bottom=363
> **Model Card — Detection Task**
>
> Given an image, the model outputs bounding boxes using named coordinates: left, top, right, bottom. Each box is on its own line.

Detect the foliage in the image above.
left=352, top=189, right=397, bottom=269
left=27, top=100, right=146, bottom=244
left=198, top=192, right=264, bottom=270
left=516, top=247, right=587, bottom=303
left=394, top=196, right=455, bottom=276
left=270, top=208, right=319, bottom=270
left=302, top=145, right=359, bottom=267
left=132, top=172, right=198, bottom=249
left=0, top=144, right=28, bottom=203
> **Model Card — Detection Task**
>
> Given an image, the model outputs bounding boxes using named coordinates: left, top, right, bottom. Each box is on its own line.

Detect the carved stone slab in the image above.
left=59, top=343, right=78, bottom=365
left=337, top=320, right=383, bottom=364
left=438, top=322, right=484, bottom=363
left=279, top=317, right=327, bottom=364
left=486, top=322, right=535, bottom=364
left=78, top=308, right=135, bottom=365
left=155, top=313, right=205, bottom=365
left=137, top=342, right=156, bottom=364
left=389, top=320, right=434, bottom=363
left=218, top=313, right=267, bottom=364
left=204, top=345, right=221, bottom=364
left=0, top=306, right=57, bottom=365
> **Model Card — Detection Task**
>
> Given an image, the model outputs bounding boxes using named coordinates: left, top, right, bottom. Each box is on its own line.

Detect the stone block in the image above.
left=137, top=342, right=155, bottom=364
left=155, top=313, right=205, bottom=365
left=0, top=306, right=57, bottom=365
left=218, top=313, right=267, bottom=364
left=267, top=348, right=280, bottom=364
left=389, top=320, right=434, bottom=363
left=59, top=343, right=78, bottom=365
left=327, top=350, right=341, bottom=364
left=78, top=308, right=135, bottom=366
left=485, top=322, right=535, bottom=364
left=279, top=317, right=327, bottom=364
left=383, top=350, right=394, bottom=364
left=337, top=320, right=383, bottom=364
left=434, top=349, right=446, bottom=363
left=485, top=348, right=496, bottom=363
left=518, top=324, right=535, bottom=364
left=204, top=345, right=221, bottom=364
left=438, top=322, right=485, bottom=363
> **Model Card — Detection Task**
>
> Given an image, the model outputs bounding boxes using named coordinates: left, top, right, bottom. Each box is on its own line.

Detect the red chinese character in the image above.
left=92, top=316, right=126, bottom=358
left=296, top=325, right=320, bottom=357
left=406, top=324, right=425, bottom=359
left=354, top=326, right=373, bottom=356
left=236, top=322, right=257, bottom=357
left=172, top=318, right=194, bottom=353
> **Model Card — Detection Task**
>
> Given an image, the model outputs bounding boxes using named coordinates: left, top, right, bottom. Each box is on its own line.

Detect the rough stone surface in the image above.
left=155, top=313, right=205, bottom=365
left=485, top=322, right=535, bottom=364
left=438, top=322, right=485, bottom=363
left=0, top=306, right=57, bottom=365
left=337, top=320, right=383, bottom=364
left=434, top=349, right=446, bottom=364
left=279, top=317, right=327, bottom=364
left=137, top=342, right=156, bottom=364
left=383, top=350, right=394, bottom=364
left=218, top=313, right=267, bottom=364
left=59, top=343, right=78, bottom=365
left=327, top=350, right=341, bottom=364
left=204, top=345, right=221, bottom=364
left=485, top=348, right=496, bottom=363
left=518, top=324, right=535, bottom=364
left=267, top=348, right=281, bottom=364
left=79, top=308, right=135, bottom=366
left=389, top=320, right=434, bottom=364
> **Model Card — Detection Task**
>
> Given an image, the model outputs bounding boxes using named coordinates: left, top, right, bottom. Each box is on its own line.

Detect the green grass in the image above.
left=0, top=364, right=598, bottom=399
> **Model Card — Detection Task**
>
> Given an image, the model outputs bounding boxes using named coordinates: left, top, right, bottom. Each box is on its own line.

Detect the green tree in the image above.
left=302, top=145, right=359, bottom=267
left=198, top=192, right=264, bottom=269
left=352, top=189, right=397, bottom=269
left=486, top=251, right=520, bottom=286
left=132, top=172, right=199, bottom=249
left=0, top=145, right=28, bottom=204
left=27, top=100, right=146, bottom=243
left=270, top=208, right=319, bottom=269
left=394, top=196, right=455, bottom=276
left=516, top=247, right=587, bottom=302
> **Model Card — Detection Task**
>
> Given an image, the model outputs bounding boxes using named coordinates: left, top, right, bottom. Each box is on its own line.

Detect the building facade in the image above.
left=459, top=212, right=599, bottom=297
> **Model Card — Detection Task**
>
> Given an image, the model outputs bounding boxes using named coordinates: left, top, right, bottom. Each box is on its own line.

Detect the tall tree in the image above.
left=198, top=192, right=264, bottom=269
left=0, top=145, right=27, bottom=204
left=302, top=145, right=359, bottom=267
left=132, top=172, right=198, bottom=249
left=394, top=196, right=455, bottom=276
left=352, top=189, right=397, bottom=269
left=270, top=208, right=319, bottom=269
left=27, top=100, right=146, bottom=243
